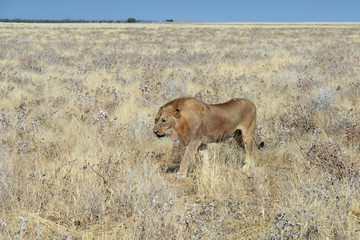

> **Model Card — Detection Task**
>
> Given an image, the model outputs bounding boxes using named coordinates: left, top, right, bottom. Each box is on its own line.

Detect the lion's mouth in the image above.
left=155, top=132, right=166, bottom=138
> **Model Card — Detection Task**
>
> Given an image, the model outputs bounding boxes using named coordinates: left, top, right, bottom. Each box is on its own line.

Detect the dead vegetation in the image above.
left=0, top=22, right=360, bottom=239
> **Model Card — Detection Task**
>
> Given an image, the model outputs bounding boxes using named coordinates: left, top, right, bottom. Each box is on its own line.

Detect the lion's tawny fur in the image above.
left=153, top=97, right=258, bottom=178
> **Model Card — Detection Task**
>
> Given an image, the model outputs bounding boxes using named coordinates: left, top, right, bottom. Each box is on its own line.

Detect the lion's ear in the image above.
left=173, top=108, right=181, bottom=118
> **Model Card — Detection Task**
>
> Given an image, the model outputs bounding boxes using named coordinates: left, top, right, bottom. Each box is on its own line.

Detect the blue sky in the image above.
left=0, top=0, right=359, bottom=22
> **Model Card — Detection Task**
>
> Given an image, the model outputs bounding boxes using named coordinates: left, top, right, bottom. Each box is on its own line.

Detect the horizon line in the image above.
left=1, top=18, right=360, bottom=24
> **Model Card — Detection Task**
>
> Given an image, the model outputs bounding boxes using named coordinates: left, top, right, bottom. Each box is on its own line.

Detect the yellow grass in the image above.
left=0, top=22, right=360, bottom=239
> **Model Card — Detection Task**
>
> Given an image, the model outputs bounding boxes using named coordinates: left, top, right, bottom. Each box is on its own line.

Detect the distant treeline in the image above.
left=0, top=18, right=157, bottom=23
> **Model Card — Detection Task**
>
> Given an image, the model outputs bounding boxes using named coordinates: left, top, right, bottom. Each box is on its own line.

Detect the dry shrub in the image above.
left=92, top=52, right=117, bottom=70
left=345, top=80, right=360, bottom=105
left=279, top=104, right=316, bottom=134
left=84, top=155, right=179, bottom=240
left=0, top=109, right=12, bottom=130
left=343, top=123, right=360, bottom=147
left=295, top=61, right=322, bottom=93
left=140, top=79, right=189, bottom=106
left=279, top=87, right=338, bottom=137
left=20, top=55, right=43, bottom=73
left=177, top=201, right=227, bottom=239
left=314, top=44, right=355, bottom=78
left=264, top=210, right=302, bottom=239
left=307, top=138, right=359, bottom=182
left=310, top=87, right=335, bottom=111
left=51, top=96, right=67, bottom=108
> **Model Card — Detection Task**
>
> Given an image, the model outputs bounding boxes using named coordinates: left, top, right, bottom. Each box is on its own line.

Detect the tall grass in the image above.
left=0, top=22, right=359, bottom=239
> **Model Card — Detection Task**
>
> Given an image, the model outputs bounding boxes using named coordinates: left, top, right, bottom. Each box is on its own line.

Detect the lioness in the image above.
left=153, top=97, right=262, bottom=178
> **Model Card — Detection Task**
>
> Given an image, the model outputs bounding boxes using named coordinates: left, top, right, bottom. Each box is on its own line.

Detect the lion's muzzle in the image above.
left=154, top=131, right=165, bottom=138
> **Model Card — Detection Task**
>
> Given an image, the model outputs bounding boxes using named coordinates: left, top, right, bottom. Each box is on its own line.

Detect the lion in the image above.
left=153, top=97, right=263, bottom=178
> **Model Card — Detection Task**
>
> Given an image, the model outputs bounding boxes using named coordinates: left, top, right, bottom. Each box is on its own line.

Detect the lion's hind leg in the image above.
left=199, top=144, right=209, bottom=168
left=233, top=129, right=246, bottom=153
left=238, top=121, right=256, bottom=173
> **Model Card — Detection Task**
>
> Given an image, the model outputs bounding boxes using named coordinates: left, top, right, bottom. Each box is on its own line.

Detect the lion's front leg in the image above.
left=175, top=140, right=201, bottom=179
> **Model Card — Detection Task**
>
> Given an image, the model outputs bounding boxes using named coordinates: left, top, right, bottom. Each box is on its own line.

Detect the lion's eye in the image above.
left=161, top=119, right=166, bottom=123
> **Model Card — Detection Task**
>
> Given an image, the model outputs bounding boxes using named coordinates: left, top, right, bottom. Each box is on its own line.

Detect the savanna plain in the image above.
left=0, top=22, right=360, bottom=239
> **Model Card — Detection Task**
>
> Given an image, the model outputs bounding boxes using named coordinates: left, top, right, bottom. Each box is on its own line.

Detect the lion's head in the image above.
left=153, top=105, right=181, bottom=139
left=153, top=98, right=205, bottom=143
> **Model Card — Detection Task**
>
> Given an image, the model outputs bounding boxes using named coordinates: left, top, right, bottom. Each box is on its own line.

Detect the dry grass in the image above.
left=0, top=22, right=360, bottom=239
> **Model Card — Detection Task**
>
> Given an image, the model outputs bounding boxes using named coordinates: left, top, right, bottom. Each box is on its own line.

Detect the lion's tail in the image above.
left=253, top=137, right=264, bottom=150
